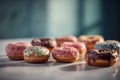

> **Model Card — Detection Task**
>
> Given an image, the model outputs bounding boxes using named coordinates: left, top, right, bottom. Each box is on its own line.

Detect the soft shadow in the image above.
left=51, top=61, right=73, bottom=66
left=50, top=57, right=85, bottom=66
left=0, top=56, right=56, bottom=67
left=0, top=56, right=74, bottom=68
left=114, top=66, right=120, bottom=80
left=0, top=56, right=11, bottom=63
left=60, top=57, right=120, bottom=72
left=0, top=61, right=53, bottom=68
left=60, top=63, right=107, bottom=72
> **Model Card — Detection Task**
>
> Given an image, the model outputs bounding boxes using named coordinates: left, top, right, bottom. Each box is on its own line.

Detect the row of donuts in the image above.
left=5, top=35, right=120, bottom=67
left=5, top=35, right=87, bottom=63
left=30, top=36, right=120, bottom=66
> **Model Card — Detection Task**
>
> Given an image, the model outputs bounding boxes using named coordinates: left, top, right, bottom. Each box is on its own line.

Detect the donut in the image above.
left=5, top=42, right=31, bottom=60
left=51, top=47, right=79, bottom=63
left=31, top=38, right=57, bottom=52
left=94, top=40, right=120, bottom=55
left=78, top=35, right=104, bottom=50
left=85, top=49, right=118, bottom=67
left=55, top=35, right=78, bottom=46
left=23, top=46, right=50, bottom=63
left=61, top=42, right=86, bottom=58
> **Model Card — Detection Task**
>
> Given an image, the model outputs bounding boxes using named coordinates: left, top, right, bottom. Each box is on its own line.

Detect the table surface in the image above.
left=0, top=38, right=120, bottom=80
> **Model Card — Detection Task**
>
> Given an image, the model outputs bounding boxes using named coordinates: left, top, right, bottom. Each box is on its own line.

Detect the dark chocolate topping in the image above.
left=87, top=49, right=118, bottom=66
left=31, top=38, right=57, bottom=48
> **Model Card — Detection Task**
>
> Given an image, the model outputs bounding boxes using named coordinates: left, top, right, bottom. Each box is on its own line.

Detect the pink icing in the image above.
left=5, top=42, right=31, bottom=56
left=52, top=47, right=79, bottom=57
left=61, top=42, right=85, bottom=51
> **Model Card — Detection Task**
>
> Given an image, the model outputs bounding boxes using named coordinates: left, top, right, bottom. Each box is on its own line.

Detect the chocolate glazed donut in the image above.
left=31, top=38, right=57, bottom=52
left=85, top=49, right=118, bottom=67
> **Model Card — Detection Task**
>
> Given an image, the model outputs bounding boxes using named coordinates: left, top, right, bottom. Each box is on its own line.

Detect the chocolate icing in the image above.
left=87, top=49, right=118, bottom=66
left=31, top=38, right=57, bottom=48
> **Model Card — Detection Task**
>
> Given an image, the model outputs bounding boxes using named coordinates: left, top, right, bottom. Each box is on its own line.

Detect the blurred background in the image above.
left=0, top=0, right=120, bottom=40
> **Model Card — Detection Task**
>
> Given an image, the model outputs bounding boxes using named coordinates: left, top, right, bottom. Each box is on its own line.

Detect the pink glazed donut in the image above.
left=5, top=42, right=31, bottom=60
left=61, top=42, right=86, bottom=58
left=52, top=47, right=79, bottom=63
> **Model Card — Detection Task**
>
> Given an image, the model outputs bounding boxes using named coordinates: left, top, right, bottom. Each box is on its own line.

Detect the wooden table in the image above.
left=0, top=38, right=120, bottom=80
